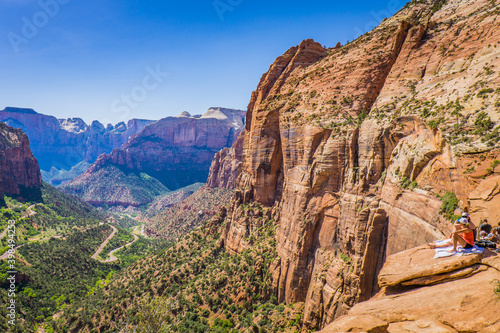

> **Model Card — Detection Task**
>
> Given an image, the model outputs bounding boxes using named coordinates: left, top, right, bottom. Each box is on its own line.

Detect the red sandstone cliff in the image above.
left=0, top=122, right=42, bottom=202
left=206, top=130, right=244, bottom=189
left=217, top=0, right=500, bottom=330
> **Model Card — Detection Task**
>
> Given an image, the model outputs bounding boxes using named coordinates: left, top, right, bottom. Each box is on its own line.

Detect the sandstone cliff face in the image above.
left=0, top=122, right=42, bottom=202
left=219, top=0, right=500, bottom=330
left=206, top=130, right=244, bottom=189
left=61, top=108, right=245, bottom=208
left=0, top=107, right=154, bottom=179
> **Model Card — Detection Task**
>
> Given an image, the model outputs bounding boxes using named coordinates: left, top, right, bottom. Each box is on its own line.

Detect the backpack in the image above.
left=474, top=239, right=497, bottom=249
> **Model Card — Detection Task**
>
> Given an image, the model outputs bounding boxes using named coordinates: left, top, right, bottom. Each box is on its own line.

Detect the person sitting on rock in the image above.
left=479, top=218, right=492, bottom=235
left=486, top=227, right=500, bottom=244
left=461, top=212, right=477, bottom=241
left=428, top=218, right=474, bottom=251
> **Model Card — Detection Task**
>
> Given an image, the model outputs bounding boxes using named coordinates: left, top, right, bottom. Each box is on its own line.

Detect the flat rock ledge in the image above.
left=318, top=246, right=500, bottom=333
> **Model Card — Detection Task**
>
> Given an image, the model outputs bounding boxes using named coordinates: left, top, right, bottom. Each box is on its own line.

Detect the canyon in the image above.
left=0, top=107, right=155, bottom=185
left=2, top=0, right=500, bottom=331
left=60, top=107, right=245, bottom=208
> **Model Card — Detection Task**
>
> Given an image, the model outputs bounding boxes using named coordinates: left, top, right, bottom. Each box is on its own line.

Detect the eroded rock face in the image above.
left=0, top=122, right=42, bottom=202
left=206, top=130, right=244, bottom=189
left=220, top=0, right=500, bottom=330
left=0, top=107, right=155, bottom=182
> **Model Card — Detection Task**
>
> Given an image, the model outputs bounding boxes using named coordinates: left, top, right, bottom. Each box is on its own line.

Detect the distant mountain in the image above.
left=0, top=107, right=155, bottom=184
left=60, top=107, right=245, bottom=209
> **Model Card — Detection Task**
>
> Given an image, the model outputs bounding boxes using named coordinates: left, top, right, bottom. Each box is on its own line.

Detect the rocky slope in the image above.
left=214, top=0, right=500, bottom=330
left=145, top=186, right=234, bottom=241
left=140, top=182, right=205, bottom=219
left=61, top=107, right=245, bottom=208
left=0, top=122, right=42, bottom=202
left=0, top=107, right=155, bottom=184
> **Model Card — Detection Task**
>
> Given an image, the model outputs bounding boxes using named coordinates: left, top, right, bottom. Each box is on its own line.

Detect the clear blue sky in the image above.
left=0, top=0, right=406, bottom=125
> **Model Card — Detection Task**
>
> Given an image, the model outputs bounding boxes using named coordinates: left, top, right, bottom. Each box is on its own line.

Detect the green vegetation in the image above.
left=431, top=0, right=447, bottom=14
left=487, top=160, right=500, bottom=174
left=340, top=253, right=351, bottom=264
left=399, top=177, right=418, bottom=190
left=464, top=166, right=475, bottom=174
left=440, top=191, right=460, bottom=221
left=477, top=88, right=494, bottom=98
left=1, top=225, right=120, bottom=330
left=0, top=183, right=105, bottom=253
left=147, top=187, right=234, bottom=241
left=50, top=208, right=302, bottom=333
left=428, top=118, right=444, bottom=130
left=493, top=279, right=500, bottom=298
left=135, top=297, right=173, bottom=333
left=60, top=164, right=169, bottom=210
left=357, top=109, right=368, bottom=127
left=98, top=227, right=135, bottom=261
left=113, top=236, right=170, bottom=267
left=0, top=182, right=171, bottom=331
left=111, top=213, right=141, bottom=229
left=474, top=111, right=493, bottom=135
left=481, top=126, right=500, bottom=146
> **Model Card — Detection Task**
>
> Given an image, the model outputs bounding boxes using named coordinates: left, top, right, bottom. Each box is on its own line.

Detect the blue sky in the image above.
left=0, top=0, right=407, bottom=125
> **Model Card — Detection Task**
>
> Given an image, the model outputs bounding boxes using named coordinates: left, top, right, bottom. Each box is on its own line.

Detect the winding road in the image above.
left=23, top=204, right=37, bottom=218
left=0, top=244, right=30, bottom=266
left=0, top=204, right=38, bottom=241
left=0, top=228, right=8, bottom=241
left=91, top=225, right=118, bottom=260
left=102, top=233, right=139, bottom=262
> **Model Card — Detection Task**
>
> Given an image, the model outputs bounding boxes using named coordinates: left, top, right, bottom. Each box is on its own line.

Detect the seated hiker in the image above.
left=479, top=218, right=492, bottom=234
left=479, top=230, right=488, bottom=240
left=486, top=227, right=500, bottom=244
left=462, top=212, right=477, bottom=241
left=428, top=218, right=474, bottom=251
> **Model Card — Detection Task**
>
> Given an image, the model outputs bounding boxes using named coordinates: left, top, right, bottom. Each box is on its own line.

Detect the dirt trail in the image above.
left=22, top=204, right=37, bottom=218
left=0, top=245, right=30, bottom=266
left=0, top=204, right=37, bottom=240
left=91, top=225, right=118, bottom=260
left=0, top=228, right=8, bottom=240
left=102, top=233, right=139, bottom=262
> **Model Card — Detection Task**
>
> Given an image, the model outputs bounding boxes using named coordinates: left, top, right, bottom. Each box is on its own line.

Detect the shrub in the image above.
left=440, top=191, right=459, bottom=221
left=493, top=279, right=500, bottom=297
left=399, top=177, right=411, bottom=189
left=477, top=88, right=494, bottom=98
left=474, top=111, right=493, bottom=135
left=357, top=109, right=368, bottom=127
left=340, top=253, right=351, bottom=264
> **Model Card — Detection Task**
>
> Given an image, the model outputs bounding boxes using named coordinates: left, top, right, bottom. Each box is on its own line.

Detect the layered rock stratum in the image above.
left=206, top=130, right=244, bottom=189
left=0, top=107, right=155, bottom=185
left=0, top=122, right=42, bottom=202
left=61, top=107, right=245, bottom=208
left=213, top=0, right=500, bottom=331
